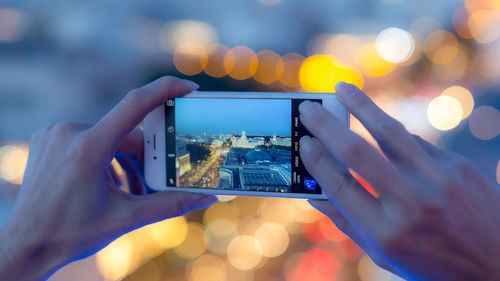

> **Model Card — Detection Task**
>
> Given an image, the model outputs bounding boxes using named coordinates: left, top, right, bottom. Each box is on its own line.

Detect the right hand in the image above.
left=299, top=82, right=500, bottom=281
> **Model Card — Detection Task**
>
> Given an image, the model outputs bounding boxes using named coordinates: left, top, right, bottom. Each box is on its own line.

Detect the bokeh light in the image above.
left=287, top=248, right=340, bottom=281
left=175, top=223, right=208, bottom=259
left=279, top=53, right=305, bottom=89
left=0, top=144, right=28, bottom=185
left=253, top=50, right=284, bottom=85
left=441, top=86, right=474, bottom=119
left=424, top=30, right=460, bottom=65
left=468, top=106, right=500, bottom=140
left=188, top=254, right=226, bottom=281
left=96, top=235, right=139, bottom=281
left=467, top=9, right=500, bottom=43
left=259, top=198, right=297, bottom=231
left=0, top=8, right=25, bottom=42
left=427, top=95, right=464, bottom=131
left=254, top=222, right=290, bottom=257
left=158, top=20, right=218, bottom=53
left=173, top=42, right=208, bottom=76
left=143, top=217, right=189, bottom=249
left=355, top=43, right=396, bottom=77
left=224, top=46, right=259, bottom=80
left=299, top=55, right=363, bottom=92
left=308, top=34, right=363, bottom=64
left=204, top=44, right=232, bottom=78
left=227, top=235, right=263, bottom=270
left=204, top=202, right=239, bottom=237
left=376, top=27, right=415, bottom=63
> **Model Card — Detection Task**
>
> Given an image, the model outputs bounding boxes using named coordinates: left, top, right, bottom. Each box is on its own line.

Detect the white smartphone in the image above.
left=143, top=91, right=348, bottom=199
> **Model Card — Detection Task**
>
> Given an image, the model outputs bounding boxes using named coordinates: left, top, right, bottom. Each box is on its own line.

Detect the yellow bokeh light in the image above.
left=0, top=144, right=28, bottom=185
left=299, top=54, right=364, bottom=92
left=143, top=216, right=188, bottom=249
left=259, top=198, right=297, bottom=230
left=173, top=42, right=208, bottom=76
left=253, top=50, right=284, bottom=85
left=175, top=223, right=207, bottom=259
left=254, top=222, right=290, bottom=257
left=424, top=30, right=460, bottom=65
left=188, top=254, right=226, bottom=281
left=224, top=261, right=255, bottom=281
left=96, top=235, right=139, bottom=281
left=279, top=53, right=304, bottom=89
left=441, top=86, right=474, bottom=119
left=227, top=235, right=263, bottom=270
left=204, top=202, right=240, bottom=237
left=204, top=44, right=232, bottom=78
left=355, top=43, right=396, bottom=77
left=224, top=46, right=259, bottom=80
left=291, top=199, right=321, bottom=223
left=427, top=95, right=463, bottom=131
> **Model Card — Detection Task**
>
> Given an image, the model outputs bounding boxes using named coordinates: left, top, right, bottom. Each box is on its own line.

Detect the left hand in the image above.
left=0, top=76, right=217, bottom=280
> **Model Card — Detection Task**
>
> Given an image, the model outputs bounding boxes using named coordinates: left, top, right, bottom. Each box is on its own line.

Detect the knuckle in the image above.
left=341, top=140, right=367, bottom=163
left=300, top=141, right=325, bottom=166
left=29, top=127, right=48, bottom=143
left=377, top=121, right=406, bottom=142
left=171, top=199, right=188, bottom=217
left=125, top=88, right=146, bottom=107
left=68, top=133, right=95, bottom=159
left=51, top=122, right=75, bottom=134
left=450, top=154, right=474, bottom=173
left=328, top=172, right=351, bottom=198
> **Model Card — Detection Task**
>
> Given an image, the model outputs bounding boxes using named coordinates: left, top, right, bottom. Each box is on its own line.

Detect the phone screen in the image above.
left=165, top=97, right=321, bottom=194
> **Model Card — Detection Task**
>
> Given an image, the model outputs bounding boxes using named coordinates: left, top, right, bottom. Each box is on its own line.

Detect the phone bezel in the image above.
left=144, top=91, right=349, bottom=199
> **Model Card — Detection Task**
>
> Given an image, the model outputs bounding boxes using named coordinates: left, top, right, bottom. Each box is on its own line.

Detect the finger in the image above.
left=308, top=199, right=368, bottom=246
left=300, top=136, right=383, bottom=234
left=121, top=192, right=218, bottom=229
left=299, top=101, right=410, bottom=201
left=412, top=134, right=448, bottom=158
left=115, top=153, right=146, bottom=195
left=109, top=163, right=122, bottom=187
left=308, top=199, right=398, bottom=274
left=115, top=128, right=146, bottom=195
left=335, top=82, right=436, bottom=171
left=91, top=76, right=198, bottom=158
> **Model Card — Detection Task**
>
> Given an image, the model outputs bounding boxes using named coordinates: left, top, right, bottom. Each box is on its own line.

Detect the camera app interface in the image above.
left=165, top=98, right=321, bottom=194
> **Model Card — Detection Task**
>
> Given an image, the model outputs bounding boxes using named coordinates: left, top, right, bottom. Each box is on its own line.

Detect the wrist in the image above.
left=0, top=226, right=63, bottom=280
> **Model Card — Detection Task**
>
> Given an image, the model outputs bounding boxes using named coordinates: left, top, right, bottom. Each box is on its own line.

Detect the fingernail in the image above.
left=335, top=82, right=355, bottom=99
left=300, top=135, right=315, bottom=154
left=299, top=100, right=315, bottom=114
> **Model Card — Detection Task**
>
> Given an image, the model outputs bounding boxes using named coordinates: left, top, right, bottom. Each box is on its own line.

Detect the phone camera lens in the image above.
left=153, top=156, right=157, bottom=160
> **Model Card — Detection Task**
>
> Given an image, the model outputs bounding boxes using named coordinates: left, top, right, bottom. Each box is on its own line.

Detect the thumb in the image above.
left=122, top=192, right=217, bottom=229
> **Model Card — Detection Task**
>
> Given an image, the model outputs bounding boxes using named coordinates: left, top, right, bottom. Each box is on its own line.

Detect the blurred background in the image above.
left=0, top=0, right=499, bottom=280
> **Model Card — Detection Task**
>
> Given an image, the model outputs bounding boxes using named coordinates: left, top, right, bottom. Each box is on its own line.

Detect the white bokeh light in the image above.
left=376, top=27, right=415, bottom=63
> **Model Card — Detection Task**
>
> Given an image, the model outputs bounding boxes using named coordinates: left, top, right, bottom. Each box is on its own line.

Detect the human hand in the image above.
left=299, top=82, right=500, bottom=281
left=0, top=77, right=217, bottom=280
